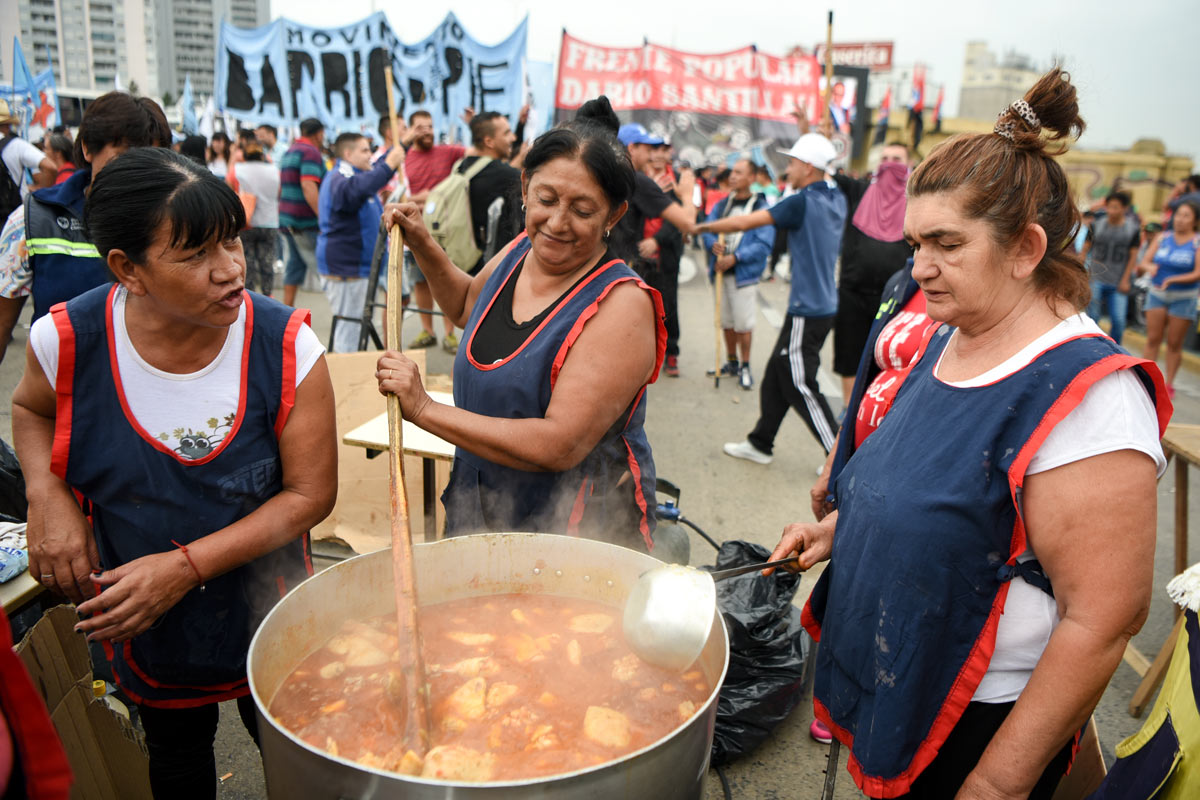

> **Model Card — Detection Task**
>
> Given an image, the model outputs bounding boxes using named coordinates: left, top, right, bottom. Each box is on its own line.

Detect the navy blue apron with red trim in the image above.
left=447, top=235, right=667, bottom=551
left=802, top=324, right=1170, bottom=798
left=48, top=284, right=313, bottom=708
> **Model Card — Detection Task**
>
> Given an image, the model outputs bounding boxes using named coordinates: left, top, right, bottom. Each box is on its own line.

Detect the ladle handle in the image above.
left=709, top=555, right=802, bottom=582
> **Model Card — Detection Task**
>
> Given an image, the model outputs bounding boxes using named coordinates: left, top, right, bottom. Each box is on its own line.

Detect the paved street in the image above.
left=4, top=252, right=1197, bottom=797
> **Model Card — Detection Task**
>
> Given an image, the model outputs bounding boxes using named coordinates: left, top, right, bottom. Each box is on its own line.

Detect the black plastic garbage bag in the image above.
left=0, top=438, right=26, bottom=523
left=708, top=540, right=811, bottom=766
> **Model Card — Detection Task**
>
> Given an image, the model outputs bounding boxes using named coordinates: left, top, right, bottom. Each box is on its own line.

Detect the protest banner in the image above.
left=523, top=59, right=556, bottom=139
left=215, top=11, right=527, bottom=137
left=555, top=33, right=868, bottom=173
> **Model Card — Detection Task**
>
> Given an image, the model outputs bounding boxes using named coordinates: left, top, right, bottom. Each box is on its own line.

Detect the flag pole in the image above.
left=823, top=12, right=834, bottom=127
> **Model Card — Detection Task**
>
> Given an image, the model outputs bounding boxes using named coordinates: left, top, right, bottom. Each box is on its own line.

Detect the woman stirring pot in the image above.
left=376, top=98, right=665, bottom=550
left=768, top=70, right=1171, bottom=799
left=12, top=148, right=336, bottom=799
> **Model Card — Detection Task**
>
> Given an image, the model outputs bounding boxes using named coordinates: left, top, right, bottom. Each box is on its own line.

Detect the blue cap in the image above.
left=617, top=122, right=665, bottom=146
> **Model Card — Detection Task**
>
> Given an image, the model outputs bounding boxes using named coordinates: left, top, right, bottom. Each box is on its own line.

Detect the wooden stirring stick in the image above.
left=383, top=65, right=431, bottom=759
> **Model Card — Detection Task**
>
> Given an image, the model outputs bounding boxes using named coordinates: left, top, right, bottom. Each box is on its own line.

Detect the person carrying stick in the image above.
left=701, top=158, right=775, bottom=391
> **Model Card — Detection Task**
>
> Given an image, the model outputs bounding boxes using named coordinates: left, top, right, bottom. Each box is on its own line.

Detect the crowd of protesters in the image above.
left=6, top=94, right=1189, bottom=375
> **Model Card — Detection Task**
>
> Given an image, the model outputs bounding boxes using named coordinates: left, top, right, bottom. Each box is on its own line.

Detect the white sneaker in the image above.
left=738, top=364, right=754, bottom=391
left=723, top=440, right=773, bottom=465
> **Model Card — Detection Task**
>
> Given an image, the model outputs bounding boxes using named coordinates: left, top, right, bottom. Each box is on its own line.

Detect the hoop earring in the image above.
left=521, top=202, right=526, bottom=212
left=604, top=228, right=611, bottom=239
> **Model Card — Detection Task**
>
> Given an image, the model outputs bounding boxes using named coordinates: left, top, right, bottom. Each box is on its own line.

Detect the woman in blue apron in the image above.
left=767, top=69, right=1171, bottom=799
left=376, top=97, right=665, bottom=551
left=13, top=148, right=337, bottom=800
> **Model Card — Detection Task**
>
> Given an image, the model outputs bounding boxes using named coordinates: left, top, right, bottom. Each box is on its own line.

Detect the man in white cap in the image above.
left=697, top=132, right=846, bottom=463
left=0, top=98, right=55, bottom=203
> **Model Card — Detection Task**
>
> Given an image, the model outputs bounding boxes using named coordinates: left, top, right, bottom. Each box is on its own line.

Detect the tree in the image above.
left=162, top=90, right=175, bottom=107
left=128, top=80, right=139, bottom=96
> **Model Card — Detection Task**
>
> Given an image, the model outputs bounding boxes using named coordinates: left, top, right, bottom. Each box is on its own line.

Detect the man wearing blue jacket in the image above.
left=317, top=132, right=404, bottom=352
left=702, top=158, right=774, bottom=390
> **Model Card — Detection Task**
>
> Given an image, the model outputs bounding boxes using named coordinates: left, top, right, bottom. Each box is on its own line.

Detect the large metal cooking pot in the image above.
left=249, top=532, right=730, bottom=799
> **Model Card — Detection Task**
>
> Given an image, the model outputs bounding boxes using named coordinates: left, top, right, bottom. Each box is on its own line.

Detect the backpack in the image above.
left=0, top=136, right=23, bottom=225
left=423, top=156, right=492, bottom=270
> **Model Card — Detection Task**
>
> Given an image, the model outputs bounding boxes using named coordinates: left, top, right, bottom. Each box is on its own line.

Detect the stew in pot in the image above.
left=269, top=593, right=710, bottom=781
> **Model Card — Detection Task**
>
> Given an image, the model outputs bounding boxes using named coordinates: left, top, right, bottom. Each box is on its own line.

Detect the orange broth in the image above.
left=269, top=593, right=710, bottom=782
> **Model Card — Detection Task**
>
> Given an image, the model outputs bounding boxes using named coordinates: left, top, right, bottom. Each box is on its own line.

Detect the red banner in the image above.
left=556, top=34, right=823, bottom=123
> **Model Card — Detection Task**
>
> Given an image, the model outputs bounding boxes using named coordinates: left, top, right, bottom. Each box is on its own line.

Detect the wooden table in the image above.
left=0, top=569, right=43, bottom=615
left=1162, top=424, right=1200, bottom=594
left=343, top=390, right=455, bottom=540
left=1127, top=423, right=1199, bottom=715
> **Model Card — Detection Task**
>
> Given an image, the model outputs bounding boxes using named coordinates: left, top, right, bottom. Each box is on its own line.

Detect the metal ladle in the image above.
left=623, top=556, right=801, bottom=671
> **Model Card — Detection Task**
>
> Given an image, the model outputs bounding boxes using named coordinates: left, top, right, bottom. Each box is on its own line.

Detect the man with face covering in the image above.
left=828, top=139, right=913, bottom=403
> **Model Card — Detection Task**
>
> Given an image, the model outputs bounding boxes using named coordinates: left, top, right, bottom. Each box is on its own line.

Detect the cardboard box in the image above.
left=1051, top=716, right=1107, bottom=800
left=313, top=349, right=452, bottom=551
left=15, top=605, right=151, bottom=800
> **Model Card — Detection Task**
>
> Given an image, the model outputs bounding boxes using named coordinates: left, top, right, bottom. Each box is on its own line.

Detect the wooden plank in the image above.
left=1175, top=457, right=1188, bottom=620
left=1161, top=423, right=1200, bottom=465
left=1122, top=641, right=1151, bottom=678
left=342, top=391, right=455, bottom=460
left=1, top=570, right=44, bottom=615
left=1128, top=614, right=1185, bottom=717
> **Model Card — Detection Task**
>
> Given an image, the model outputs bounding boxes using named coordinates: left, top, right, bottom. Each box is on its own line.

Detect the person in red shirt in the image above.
left=704, top=168, right=730, bottom=216
left=403, top=109, right=466, bottom=352
left=0, top=612, right=73, bottom=799
left=44, top=133, right=75, bottom=185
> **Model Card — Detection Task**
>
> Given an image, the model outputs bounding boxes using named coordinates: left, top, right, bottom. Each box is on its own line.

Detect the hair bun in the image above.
left=575, top=96, right=621, bottom=136
left=996, top=67, right=1085, bottom=155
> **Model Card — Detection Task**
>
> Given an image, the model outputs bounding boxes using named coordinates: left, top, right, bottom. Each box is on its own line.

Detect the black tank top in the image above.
left=470, top=249, right=614, bottom=364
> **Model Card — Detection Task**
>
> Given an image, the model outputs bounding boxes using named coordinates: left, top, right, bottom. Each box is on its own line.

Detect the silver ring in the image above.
left=40, top=573, right=54, bottom=579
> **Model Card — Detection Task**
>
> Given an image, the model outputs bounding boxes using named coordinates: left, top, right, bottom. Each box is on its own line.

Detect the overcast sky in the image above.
left=271, top=0, right=1196, bottom=160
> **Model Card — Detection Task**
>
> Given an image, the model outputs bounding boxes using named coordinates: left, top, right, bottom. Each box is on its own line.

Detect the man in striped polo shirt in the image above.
left=278, top=118, right=327, bottom=307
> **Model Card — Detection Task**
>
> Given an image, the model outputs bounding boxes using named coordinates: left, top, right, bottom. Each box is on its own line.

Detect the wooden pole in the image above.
left=823, top=11, right=834, bottom=127
left=384, top=66, right=431, bottom=754
left=1128, top=613, right=1185, bottom=717
left=382, top=65, right=406, bottom=344
left=713, top=234, right=725, bottom=389
left=1175, top=456, right=1189, bottom=620
left=386, top=230, right=431, bottom=756
left=384, top=65, right=400, bottom=154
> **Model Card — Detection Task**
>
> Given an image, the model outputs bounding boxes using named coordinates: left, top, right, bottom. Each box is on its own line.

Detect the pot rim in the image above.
left=248, top=533, right=731, bottom=788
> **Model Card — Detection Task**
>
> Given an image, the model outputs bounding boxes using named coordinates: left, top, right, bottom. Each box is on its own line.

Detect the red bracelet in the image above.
left=171, top=540, right=205, bottom=591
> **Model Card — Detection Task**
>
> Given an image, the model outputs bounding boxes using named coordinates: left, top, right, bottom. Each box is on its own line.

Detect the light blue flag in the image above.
left=11, top=37, right=38, bottom=136
left=42, top=46, right=60, bottom=128
left=0, top=67, right=58, bottom=132
left=523, top=59, right=555, bottom=139
left=181, top=74, right=198, bottom=134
